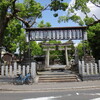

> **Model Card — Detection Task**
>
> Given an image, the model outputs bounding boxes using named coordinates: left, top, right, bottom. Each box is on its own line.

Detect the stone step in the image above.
left=39, top=79, right=78, bottom=82
left=38, top=74, right=78, bottom=83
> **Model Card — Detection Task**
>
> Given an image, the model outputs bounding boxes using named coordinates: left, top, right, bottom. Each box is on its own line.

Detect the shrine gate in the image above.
left=26, top=26, right=87, bottom=68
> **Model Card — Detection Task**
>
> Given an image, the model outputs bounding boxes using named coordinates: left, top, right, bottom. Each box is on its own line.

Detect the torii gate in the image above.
left=42, top=43, right=72, bottom=67
left=25, top=26, right=87, bottom=66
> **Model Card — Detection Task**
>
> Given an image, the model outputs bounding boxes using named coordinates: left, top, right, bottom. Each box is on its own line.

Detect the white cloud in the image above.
left=68, top=0, right=100, bottom=20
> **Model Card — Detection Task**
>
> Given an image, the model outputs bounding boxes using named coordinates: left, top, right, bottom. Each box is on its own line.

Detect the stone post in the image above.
left=26, top=65, right=29, bottom=74
left=14, top=62, right=17, bottom=76
left=78, top=61, right=82, bottom=74
left=5, top=66, right=8, bottom=76
left=90, top=63, right=94, bottom=75
left=1, top=66, right=4, bottom=76
left=94, top=63, right=98, bottom=75
left=9, top=65, right=12, bottom=77
left=31, top=62, right=36, bottom=78
left=86, top=63, right=89, bottom=75
left=45, top=48, right=50, bottom=67
left=98, top=60, right=100, bottom=73
left=65, top=46, right=69, bottom=67
left=18, top=65, right=21, bottom=74
left=22, top=65, right=25, bottom=76
left=82, top=61, right=85, bottom=75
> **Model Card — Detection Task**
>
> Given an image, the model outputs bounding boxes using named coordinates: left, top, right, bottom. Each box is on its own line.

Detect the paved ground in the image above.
left=0, top=80, right=100, bottom=92
left=1, top=89, right=100, bottom=100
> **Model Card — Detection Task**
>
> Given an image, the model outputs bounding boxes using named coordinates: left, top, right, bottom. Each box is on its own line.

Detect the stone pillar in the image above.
left=65, top=46, right=69, bottom=67
left=45, top=48, right=50, bottom=67
left=22, top=65, right=25, bottom=76
left=82, top=61, right=85, bottom=75
left=90, top=63, right=94, bottom=75
left=1, top=66, right=4, bottom=76
left=86, top=63, right=89, bottom=75
left=18, top=65, right=21, bottom=74
left=98, top=60, right=100, bottom=73
left=94, top=63, right=98, bottom=75
left=5, top=66, right=8, bottom=76
left=9, top=65, right=12, bottom=77
left=31, top=62, right=36, bottom=78
left=14, top=62, right=17, bottom=76
left=78, top=61, right=82, bottom=74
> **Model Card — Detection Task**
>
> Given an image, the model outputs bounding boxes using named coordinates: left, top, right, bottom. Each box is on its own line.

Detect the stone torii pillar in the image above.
left=45, top=48, right=50, bottom=67
left=59, top=46, right=71, bottom=67
left=44, top=48, right=55, bottom=67
left=65, top=47, right=70, bottom=67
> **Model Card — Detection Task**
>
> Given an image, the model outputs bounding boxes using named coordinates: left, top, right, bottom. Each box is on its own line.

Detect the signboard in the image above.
left=26, top=26, right=87, bottom=42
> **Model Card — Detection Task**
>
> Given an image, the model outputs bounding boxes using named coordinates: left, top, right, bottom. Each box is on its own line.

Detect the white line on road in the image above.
left=22, top=96, right=62, bottom=100
left=90, top=98, right=100, bottom=100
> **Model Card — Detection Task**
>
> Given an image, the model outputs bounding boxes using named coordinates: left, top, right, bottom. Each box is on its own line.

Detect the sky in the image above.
left=35, top=0, right=79, bottom=27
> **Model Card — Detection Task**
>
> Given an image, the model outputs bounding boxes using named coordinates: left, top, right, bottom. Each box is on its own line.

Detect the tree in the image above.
left=58, top=0, right=100, bottom=25
left=87, top=23, right=100, bottom=60
left=0, top=0, right=68, bottom=47
left=76, top=41, right=91, bottom=60
left=3, top=19, right=25, bottom=53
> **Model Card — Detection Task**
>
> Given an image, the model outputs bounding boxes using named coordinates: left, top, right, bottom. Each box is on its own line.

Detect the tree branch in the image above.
left=93, top=14, right=99, bottom=20
left=16, top=16, right=30, bottom=27
left=90, top=1, right=100, bottom=7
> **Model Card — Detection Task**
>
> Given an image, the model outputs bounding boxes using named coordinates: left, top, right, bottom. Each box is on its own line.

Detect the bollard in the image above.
left=94, top=63, right=98, bottom=75
left=22, top=66, right=25, bottom=76
left=90, top=63, right=94, bottom=75
left=1, top=66, right=4, bottom=76
left=98, top=60, right=100, bottom=73
left=86, top=63, right=89, bottom=75
left=26, top=65, right=29, bottom=74
left=78, top=61, right=82, bottom=74
left=14, top=62, right=17, bottom=76
left=5, top=66, right=8, bottom=76
left=18, top=65, right=21, bottom=74
left=31, top=62, right=36, bottom=78
left=82, top=61, right=85, bottom=75
left=9, top=65, right=12, bottom=77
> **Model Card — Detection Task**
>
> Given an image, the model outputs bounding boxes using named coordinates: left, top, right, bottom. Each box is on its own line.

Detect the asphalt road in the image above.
left=0, top=89, right=100, bottom=100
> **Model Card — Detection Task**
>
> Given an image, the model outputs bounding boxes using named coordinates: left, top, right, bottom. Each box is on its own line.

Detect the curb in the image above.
left=0, top=85, right=100, bottom=92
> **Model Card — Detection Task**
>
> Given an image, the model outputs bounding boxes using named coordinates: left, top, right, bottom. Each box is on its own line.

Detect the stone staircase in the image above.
left=37, top=70, right=80, bottom=83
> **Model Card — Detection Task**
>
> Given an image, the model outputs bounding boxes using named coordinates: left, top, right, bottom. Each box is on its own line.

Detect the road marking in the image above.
left=76, top=92, right=79, bottom=95
left=90, top=98, right=100, bottom=100
left=23, top=96, right=62, bottom=100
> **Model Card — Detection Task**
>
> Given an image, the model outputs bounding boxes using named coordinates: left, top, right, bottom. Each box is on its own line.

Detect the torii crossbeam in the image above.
left=26, top=26, right=87, bottom=41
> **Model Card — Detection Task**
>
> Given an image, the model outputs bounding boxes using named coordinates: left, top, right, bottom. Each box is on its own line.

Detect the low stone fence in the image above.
left=78, top=60, right=100, bottom=80
left=0, top=62, right=36, bottom=78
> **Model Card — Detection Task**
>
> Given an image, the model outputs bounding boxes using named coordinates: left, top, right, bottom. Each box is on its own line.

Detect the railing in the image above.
left=0, top=62, right=36, bottom=78
left=78, top=60, right=100, bottom=76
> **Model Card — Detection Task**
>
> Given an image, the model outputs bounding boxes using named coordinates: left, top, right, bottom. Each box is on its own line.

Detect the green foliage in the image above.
left=23, top=0, right=43, bottom=18
left=3, top=19, right=24, bottom=53
left=30, top=41, right=43, bottom=56
left=3, top=19, right=28, bottom=55
left=50, top=0, right=68, bottom=17
left=74, top=0, right=90, bottom=13
left=15, top=0, right=44, bottom=18
left=38, top=20, right=51, bottom=28
left=87, top=23, right=100, bottom=60
left=84, top=17, right=95, bottom=25
left=76, top=41, right=91, bottom=59
left=58, top=16, right=69, bottom=23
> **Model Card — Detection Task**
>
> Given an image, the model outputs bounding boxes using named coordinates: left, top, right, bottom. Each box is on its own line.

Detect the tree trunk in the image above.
left=0, top=8, right=9, bottom=63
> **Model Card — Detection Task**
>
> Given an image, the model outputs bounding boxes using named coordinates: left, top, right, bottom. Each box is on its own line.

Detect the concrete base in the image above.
left=80, top=74, right=100, bottom=81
